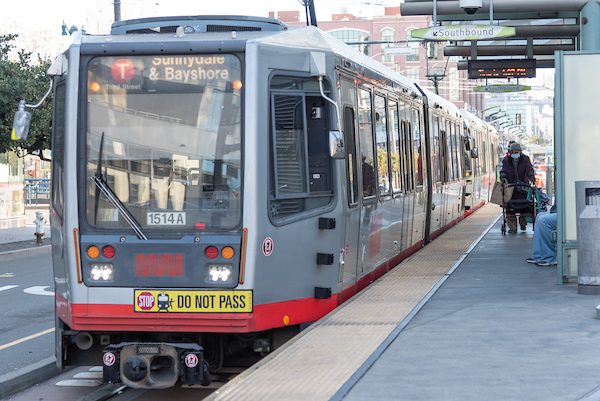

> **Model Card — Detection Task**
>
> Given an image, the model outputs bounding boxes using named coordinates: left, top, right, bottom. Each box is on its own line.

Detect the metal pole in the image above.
left=489, top=0, right=494, bottom=25
left=114, top=0, right=121, bottom=22
left=581, top=0, right=600, bottom=51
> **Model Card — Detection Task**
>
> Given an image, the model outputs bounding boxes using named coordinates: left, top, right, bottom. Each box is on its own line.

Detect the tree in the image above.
left=0, top=34, right=52, bottom=160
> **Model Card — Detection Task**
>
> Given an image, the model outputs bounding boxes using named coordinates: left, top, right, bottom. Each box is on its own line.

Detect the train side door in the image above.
left=339, top=78, right=360, bottom=300
left=400, top=112, right=414, bottom=252
left=411, top=107, right=427, bottom=247
left=357, top=87, right=377, bottom=278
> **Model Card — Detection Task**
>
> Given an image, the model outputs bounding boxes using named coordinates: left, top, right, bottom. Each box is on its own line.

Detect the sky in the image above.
left=0, top=0, right=395, bottom=59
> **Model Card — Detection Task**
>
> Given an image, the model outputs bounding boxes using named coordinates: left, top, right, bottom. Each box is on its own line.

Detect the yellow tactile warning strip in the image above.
left=207, top=203, right=501, bottom=401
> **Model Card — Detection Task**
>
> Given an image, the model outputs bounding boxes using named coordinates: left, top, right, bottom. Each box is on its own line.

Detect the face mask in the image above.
left=511, top=153, right=520, bottom=159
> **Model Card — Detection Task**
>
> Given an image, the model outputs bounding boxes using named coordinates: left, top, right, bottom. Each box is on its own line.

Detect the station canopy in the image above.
left=400, top=0, right=588, bottom=71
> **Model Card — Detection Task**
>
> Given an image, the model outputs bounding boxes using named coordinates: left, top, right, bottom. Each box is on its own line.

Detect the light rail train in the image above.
left=15, top=15, right=500, bottom=388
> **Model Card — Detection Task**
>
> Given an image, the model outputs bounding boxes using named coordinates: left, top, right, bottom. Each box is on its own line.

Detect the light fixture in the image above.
left=91, top=264, right=114, bottom=281
left=208, top=266, right=232, bottom=282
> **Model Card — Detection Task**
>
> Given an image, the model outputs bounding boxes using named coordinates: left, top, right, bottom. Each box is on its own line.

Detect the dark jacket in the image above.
left=500, top=154, right=535, bottom=200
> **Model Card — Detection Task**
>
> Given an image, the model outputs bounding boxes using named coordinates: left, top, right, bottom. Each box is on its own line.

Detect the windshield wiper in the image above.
left=92, top=133, right=148, bottom=241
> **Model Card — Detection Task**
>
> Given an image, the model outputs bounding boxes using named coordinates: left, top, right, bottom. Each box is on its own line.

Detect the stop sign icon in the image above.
left=137, top=292, right=155, bottom=310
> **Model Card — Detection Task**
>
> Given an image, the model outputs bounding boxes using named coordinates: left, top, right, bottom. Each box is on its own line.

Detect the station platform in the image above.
left=206, top=203, right=600, bottom=401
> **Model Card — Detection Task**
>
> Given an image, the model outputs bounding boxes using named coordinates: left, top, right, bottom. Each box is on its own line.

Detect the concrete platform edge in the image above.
left=0, top=356, right=65, bottom=399
left=330, top=214, right=500, bottom=401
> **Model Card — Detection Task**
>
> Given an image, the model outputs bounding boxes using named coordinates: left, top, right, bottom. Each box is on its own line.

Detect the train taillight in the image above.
left=205, top=246, right=219, bottom=259
left=87, top=246, right=100, bottom=259
left=221, top=246, right=234, bottom=259
left=103, top=246, right=115, bottom=258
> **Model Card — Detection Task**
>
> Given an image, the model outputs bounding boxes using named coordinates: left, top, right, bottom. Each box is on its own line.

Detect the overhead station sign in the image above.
left=473, top=84, right=532, bottom=93
left=410, top=25, right=516, bottom=41
left=468, top=59, right=537, bottom=79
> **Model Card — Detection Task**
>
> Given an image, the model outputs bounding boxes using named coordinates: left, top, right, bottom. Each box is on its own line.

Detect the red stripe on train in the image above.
left=56, top=292, right=337, bottom=333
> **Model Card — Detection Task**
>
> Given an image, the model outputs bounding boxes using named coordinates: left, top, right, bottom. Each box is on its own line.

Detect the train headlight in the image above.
left=208, top=265, right=232, bottom=282
left=90, top=264, right=114, bottom=281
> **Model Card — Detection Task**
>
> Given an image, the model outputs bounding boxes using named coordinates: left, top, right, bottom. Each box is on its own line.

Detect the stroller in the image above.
left=501, top=182, right=540, bottom=235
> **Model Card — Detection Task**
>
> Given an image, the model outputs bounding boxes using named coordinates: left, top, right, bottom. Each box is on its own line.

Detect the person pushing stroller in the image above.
left=499, top=142, right=535, bottom=233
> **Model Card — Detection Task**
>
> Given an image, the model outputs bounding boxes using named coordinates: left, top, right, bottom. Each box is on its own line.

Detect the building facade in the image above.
left=271, top=7, right=485, bottom=111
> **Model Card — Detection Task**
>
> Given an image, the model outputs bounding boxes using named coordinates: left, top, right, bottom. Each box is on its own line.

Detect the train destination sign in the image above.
left=468, top=59, right=536, bottom=79
left=473, top=84, right=531, bottom=93
left=410, top=25, right=515, bottom=41
left=134, top=289, right=253, bottom=313
left=90, top=54, right=242, bottom=94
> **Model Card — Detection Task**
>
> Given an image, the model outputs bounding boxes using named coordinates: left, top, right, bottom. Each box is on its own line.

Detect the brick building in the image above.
left=270, top=7, right=485, bottom=111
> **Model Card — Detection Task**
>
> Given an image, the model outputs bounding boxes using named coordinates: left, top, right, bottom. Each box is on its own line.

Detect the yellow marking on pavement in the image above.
left=0, top=275, right=14, bottom=277
left=0, top=328, right=55, bottom=351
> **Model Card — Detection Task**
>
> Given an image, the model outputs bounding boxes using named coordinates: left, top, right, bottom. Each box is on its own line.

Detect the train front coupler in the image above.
left=102, top=342, right=212, bottom=389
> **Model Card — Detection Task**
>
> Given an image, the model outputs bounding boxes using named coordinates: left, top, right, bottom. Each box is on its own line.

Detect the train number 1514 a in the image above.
left=147, top=212, right=186, bottom=225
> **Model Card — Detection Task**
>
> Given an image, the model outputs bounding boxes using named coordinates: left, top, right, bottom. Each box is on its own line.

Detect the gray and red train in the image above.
left=27, top=15, right=499, bottom=389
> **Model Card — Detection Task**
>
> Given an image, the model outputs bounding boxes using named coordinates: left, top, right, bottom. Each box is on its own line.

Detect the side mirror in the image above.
left=12, top=100, right=31, bottom=143
left=329, top=130, right=345, bottom=159
left=471, top=147, right=479, bottom=158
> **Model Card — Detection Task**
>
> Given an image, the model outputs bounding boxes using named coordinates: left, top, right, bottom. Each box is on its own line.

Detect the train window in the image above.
left=343, top=107, right=359, bottom=206
left=440, top=127, right=449, bottom=183
left=51, top=81, right=66, bottom=222
left=452, top=123, right=461, bottom=179
left=269, top=77, right=333, bottom=220
left=432, top=116, right=441, bottom=184
left=272, top=95, right=308, bottom=195
left=463, top=133, right=472, bottom=175
left=374, top=94, right=390, bottom=197
left=403, top=120, right=414, bottom=191
left=446, top=120, right=454, bottom=181
left=412, top=108, right=424, bottom=187
left=358, top=88, right=376, bottom=198
left=85, top=54, right=243, bottom=231
left=389, top=101, right=402, bottom=193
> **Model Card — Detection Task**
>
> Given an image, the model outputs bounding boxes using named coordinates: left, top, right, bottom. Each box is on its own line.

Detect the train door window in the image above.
left=452, top=122, right=461, bottom=180
left=445, top=120, right=453, bottom=181
left=374, top=94, right=390, bottom=197
left=412, top=107, right=423, bottom=187
left=389, top=101, right=402, bottom=193
left=51, top=80, right=66, bottom=221
left=439, top=123, right=449, bottom=184
left=344, top=107, right=359, bottom=206
left=463, top=132, right=472, bottom=175
left=358, top=88, right=376, bottom=198
left=432, top=115, right=441, bottom=183
left=403, top=120, right=414, bottom=190
left=481, top=133, right=487, bottom=174
left=269, top=76, right=334, bottom=221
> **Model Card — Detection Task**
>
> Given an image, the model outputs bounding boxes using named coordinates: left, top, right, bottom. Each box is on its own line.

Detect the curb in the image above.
left=0, top=245, right=51, bottom=261
left=0, top=357, right=67, bottom=399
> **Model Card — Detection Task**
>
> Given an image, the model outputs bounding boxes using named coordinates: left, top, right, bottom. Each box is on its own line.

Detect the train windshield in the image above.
left=85, top=54, right=242, bottom=231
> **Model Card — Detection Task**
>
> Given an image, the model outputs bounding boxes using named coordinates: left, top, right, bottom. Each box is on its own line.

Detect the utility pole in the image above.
left=301, top=0, right=318, bottom=27
left=114, top=0, right=121, bottom=22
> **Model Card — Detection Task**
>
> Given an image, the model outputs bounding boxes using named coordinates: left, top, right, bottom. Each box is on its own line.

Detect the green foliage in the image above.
left=0, top=34, right=52, bottom=159
left=529, top=135, right=547, bottom=146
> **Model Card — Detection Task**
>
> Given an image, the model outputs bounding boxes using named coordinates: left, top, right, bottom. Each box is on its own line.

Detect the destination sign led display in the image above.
left=88, top=55, right=242, bottom=94
left=468, top=59, right=536, bottom=79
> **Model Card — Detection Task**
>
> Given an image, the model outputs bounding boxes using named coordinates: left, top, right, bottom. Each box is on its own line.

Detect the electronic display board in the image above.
left=468, top=59, right=536, bottom=79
